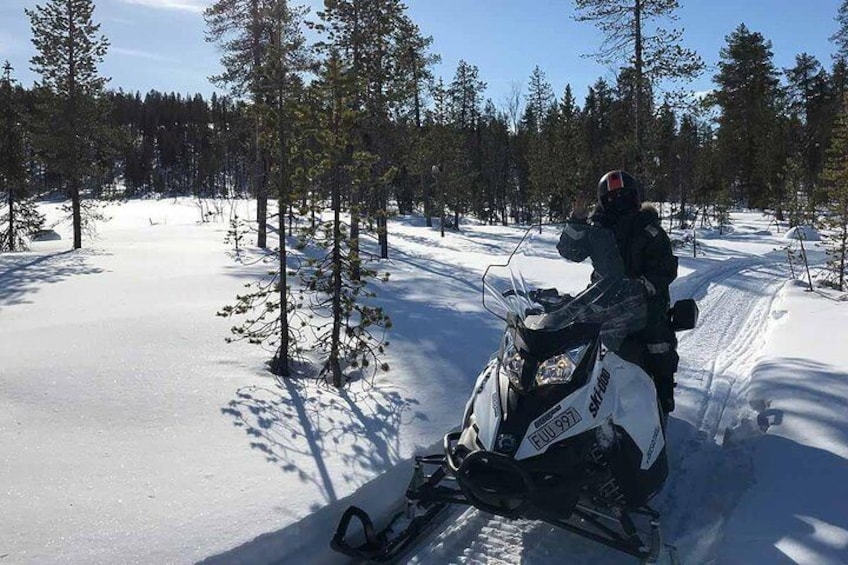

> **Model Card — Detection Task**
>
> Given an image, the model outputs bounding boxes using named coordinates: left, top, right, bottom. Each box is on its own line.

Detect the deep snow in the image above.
left=1, top=199, right=846, bottom=564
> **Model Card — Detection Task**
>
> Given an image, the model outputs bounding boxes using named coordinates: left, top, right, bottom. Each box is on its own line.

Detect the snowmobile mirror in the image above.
left=670, top=299, right=698, bottom=331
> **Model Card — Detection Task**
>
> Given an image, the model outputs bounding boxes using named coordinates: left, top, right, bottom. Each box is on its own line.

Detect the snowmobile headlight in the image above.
left=535, top=344, right=589, bottom=387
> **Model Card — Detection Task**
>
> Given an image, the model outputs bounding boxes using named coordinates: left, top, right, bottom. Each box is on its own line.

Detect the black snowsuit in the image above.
left=559, top=204, right=679, bottom=413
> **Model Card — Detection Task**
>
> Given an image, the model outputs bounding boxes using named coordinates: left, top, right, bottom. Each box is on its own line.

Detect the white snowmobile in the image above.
left=331, top=225, right=697, bottom=564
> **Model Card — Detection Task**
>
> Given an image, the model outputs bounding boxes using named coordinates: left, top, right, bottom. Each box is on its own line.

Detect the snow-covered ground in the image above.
left=1, top=199, right=846, bottom=564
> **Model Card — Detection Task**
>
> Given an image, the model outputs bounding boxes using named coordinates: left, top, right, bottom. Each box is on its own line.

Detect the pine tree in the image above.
left=315, top=0, right=433, bottom=262
left=449, top=60, right=486, bottom=130
left=394, top=17, right=439, bottom=225
left=819, top=94, right=848, bottom=291
left=574, top=0, right=703, bottom=172
left=205, top=0, right=276, bottom=248
left=26, top=0, right=109, bottom=250
left=650, top=102, right=677, bottom=215
left=297, top=52, right=391, bottom=387
left=1, top=62, right=45, bottom=252
left=215, top=0, right=310, bottom=378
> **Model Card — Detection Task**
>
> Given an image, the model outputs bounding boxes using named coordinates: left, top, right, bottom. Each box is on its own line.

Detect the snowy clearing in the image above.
left=2, top=200, right=847, bottom=564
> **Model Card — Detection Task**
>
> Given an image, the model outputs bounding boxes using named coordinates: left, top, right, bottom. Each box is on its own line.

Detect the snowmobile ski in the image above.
left=330, top=456, right=455, bottom=563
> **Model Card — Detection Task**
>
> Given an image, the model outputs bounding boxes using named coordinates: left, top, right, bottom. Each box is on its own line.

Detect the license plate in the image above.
left=528, top=408, right=582, bottom=451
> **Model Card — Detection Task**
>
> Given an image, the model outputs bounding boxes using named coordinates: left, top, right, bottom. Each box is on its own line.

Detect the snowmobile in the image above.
left=331, top=225, right=698, bottom=564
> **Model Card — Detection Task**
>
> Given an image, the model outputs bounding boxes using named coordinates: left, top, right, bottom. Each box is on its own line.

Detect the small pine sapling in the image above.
left=224, top=213, right=249, bottom=256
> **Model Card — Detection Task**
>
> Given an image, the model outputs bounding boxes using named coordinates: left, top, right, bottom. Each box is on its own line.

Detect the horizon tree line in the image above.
left=5, top=0, right=848, bottom=380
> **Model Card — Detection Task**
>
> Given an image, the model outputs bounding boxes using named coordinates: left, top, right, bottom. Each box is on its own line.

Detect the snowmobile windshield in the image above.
left=482, top=225, right=647, bottom=352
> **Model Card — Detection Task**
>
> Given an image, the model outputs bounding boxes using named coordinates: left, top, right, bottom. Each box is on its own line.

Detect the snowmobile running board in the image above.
left=330, top=445, right=680, bottom=564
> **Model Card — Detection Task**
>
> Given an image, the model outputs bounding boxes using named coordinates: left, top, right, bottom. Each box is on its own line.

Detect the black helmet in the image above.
left=597, top=170, right=643, bottom=215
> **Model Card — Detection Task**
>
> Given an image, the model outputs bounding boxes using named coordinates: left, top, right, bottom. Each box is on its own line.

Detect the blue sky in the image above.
left=0, top=0, right=843, bottom=107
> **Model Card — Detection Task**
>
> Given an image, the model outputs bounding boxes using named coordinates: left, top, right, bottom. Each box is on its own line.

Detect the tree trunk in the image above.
left=252, top=0, right=267, bottom=249
left=6, top=178, right=14, bottom=252
left=438, top=176, right=445, bottom=237
left=423, top=172, right=432, bottom=226
left=350, top=189, right=361, bottom=281
left=378, top=187, right=388, bottom=258
left=634, top=0, right=644, bottom=175
left=841, top=223, right=847, bottom=292
left=71, top=177, right=82, bottom=249
left=330, top=164, right=343, bottom=387
left=68, top=1, right=81, bottom=250
left=255, top=131, right=267, bottom=249
left=272, top=86, right=289, bottom=378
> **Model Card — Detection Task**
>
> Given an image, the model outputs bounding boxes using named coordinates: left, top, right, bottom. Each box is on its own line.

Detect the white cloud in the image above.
left=122, top=0, right=209, bottom=13
left=111, top=47, right=177, bottom=63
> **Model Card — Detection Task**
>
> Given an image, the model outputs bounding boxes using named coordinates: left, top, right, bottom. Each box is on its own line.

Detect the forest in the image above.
left=3, top=0, right=848, bottom=380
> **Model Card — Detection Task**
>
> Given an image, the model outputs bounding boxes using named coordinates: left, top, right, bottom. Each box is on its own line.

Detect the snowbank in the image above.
left=721, top=282, right=848, bottom=564
left=784, top=225, right=822, bottom=241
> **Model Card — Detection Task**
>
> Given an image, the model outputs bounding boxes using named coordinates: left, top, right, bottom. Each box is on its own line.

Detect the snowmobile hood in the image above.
left=512, top=321, right=599, bottom=362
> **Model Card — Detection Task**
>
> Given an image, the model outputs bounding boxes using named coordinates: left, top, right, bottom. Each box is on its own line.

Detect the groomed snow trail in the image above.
left=402, top=258, right=787, bottom=565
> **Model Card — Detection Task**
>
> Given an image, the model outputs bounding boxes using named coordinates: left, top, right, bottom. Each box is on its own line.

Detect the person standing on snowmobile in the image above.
left=557, top=170, right=679, bottom=414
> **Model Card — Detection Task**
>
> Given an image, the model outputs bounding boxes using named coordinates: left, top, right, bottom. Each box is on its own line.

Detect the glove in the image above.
left=638, top=275, right=657, bottom=297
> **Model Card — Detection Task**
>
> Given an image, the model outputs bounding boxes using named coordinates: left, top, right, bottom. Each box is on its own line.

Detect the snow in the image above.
left=784, top=225, right=822, bottom=241
left=2, top=203, right=848, bottom=564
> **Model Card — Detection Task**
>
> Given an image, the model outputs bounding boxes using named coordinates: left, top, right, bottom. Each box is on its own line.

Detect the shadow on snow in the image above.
left=0, top=249, right=105, bottom=306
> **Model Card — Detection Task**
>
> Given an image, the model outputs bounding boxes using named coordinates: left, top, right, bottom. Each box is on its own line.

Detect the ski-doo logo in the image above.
left=589, top=369, right=611, bottom=418
left=533, top=405, right=562, bottom=429
left=645, top=425, right=662, bottom=466
left=528, top=408, right=582, bottom=451
left=491, top=391, right=501, bottom=421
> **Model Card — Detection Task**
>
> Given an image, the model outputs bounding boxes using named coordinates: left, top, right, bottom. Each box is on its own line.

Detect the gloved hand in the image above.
left=570, top=193, right=590, bottom=220
left=637, top=275, right=657, bottom=297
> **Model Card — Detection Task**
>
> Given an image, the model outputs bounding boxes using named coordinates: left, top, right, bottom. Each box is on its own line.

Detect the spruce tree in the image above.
left=582, top=78, right=617, bottom=179
left=713, top=24, right=781, bottom=209
left=523, top=67, right=556, bottom=226
left=27, top=0, right=109, bottom=250
left=554, top=85, right=590, bottom=219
